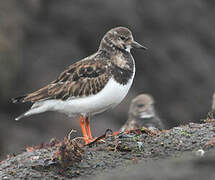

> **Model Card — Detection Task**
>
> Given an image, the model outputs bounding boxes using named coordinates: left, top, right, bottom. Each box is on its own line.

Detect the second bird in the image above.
left=120, top=94, right=164, bottom=131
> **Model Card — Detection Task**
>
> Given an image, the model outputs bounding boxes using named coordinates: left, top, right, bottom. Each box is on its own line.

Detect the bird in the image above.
left=207, top=92, right=215, bottom=120
left=120, top=94, right=164, bottom=132
left=212, top=92, right=215, bottom=111
left=12, top=27, right=147, bottom=144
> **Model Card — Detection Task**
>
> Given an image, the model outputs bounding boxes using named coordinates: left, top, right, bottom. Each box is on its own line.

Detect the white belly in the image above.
left=51, top=75, right=134, bottom=116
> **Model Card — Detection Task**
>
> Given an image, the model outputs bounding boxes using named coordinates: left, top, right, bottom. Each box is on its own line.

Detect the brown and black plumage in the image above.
left=12, top=27, right=147, bottom=144
left=12, top=58, right=111, bottom=103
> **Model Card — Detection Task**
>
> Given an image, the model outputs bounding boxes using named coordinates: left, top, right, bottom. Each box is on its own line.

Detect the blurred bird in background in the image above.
left=120, top=94, right=164, bottom=132
left=212, top=93, right=215, bottom=112
left=207, top=92, right=215, bottom=121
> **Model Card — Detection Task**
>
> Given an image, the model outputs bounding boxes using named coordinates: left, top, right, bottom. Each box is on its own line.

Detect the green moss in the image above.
left=180, top=130, right=191, bottom=137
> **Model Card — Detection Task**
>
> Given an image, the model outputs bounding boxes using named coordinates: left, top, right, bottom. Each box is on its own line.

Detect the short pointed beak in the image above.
left=131, top=40, right=148, bottom=50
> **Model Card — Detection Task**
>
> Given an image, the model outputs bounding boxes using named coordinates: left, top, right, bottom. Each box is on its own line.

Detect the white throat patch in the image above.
left=125, top=45, right=131, bottom=53
left=140, top=113, right=154, bottom=119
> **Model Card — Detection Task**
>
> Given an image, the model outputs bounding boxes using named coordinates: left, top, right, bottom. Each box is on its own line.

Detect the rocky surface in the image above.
left=1, top=122, right=215, bottom=179
left=94, top=151, right=215, bottom=180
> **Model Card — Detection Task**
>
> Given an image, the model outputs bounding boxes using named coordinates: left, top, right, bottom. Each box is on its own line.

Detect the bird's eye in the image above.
left=120, top=36, right=126, bottom=41
left=137, top=104, right=144, bottom=108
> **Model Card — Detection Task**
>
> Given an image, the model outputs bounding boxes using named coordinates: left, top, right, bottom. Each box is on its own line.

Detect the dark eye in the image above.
left=120, top=36, right=126, bottom=41
left=137, top=104, right=144, bottom=108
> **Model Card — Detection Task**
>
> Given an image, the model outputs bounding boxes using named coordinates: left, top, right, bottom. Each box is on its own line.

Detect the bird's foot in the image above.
left=112, top=131, right=120, bottom=136
left=85, top=129, right=118, bottom=146
left=84, top=137, right=96, bottom=145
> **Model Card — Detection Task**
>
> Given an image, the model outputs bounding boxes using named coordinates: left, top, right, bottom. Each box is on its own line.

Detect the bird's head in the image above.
left=129, top=94, right=155, bottom=119
left=99, top=27, right=147, bottom=53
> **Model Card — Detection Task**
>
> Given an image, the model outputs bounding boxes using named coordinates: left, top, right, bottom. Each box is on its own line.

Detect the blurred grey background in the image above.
left=1, top=0, right=215, bottom=160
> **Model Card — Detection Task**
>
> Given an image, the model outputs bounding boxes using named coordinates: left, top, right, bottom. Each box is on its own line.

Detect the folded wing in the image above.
left=12, top=58, right=111, bottom=103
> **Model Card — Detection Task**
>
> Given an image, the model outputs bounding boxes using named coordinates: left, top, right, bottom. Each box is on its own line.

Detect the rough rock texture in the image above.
left=1, top=122, right=215, bottom=179
left=94, top=151, right=215, bottom=180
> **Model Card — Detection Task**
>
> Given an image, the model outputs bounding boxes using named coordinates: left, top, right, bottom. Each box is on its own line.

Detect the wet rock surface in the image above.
left=1, top=122, right=215, bottom=179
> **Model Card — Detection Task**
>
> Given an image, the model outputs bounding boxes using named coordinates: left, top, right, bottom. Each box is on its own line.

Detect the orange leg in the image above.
left=79, top=115, right=88, bottom=142
left=79, top=115, right=95, bottom=144
left=85, top=117, right=93, bottom=139
left=112, top=131, right=120, bottom=136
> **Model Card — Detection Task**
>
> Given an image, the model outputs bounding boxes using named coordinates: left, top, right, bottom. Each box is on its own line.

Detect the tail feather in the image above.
left=15, top=101, right=50, bottom=121
left=12, top=85, right=53, bottom=121
left=12, top=95, right=27, bottom=103
left=12, top=85, right=50, bottom=103
left=15, top=112, right=26, bottom=121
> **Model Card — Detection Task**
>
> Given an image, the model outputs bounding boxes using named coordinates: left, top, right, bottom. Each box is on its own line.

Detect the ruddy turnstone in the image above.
left=12, top=27, right=146, bottom=144
left=120, top=94, right=164, bottom=132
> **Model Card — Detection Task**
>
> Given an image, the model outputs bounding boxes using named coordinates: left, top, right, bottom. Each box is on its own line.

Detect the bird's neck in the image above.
left=98, top=41, right=135, bottom=85
left=111, top=51, right=135, bottom=85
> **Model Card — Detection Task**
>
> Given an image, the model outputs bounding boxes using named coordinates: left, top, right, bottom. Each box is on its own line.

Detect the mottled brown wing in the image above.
left=13, top=59, right=111, bottom=103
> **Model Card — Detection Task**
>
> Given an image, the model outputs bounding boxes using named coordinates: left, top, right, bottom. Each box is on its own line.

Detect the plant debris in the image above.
left=53, top=137, right=84, bottom=168
left=1, top=122, right=215, bottom=179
